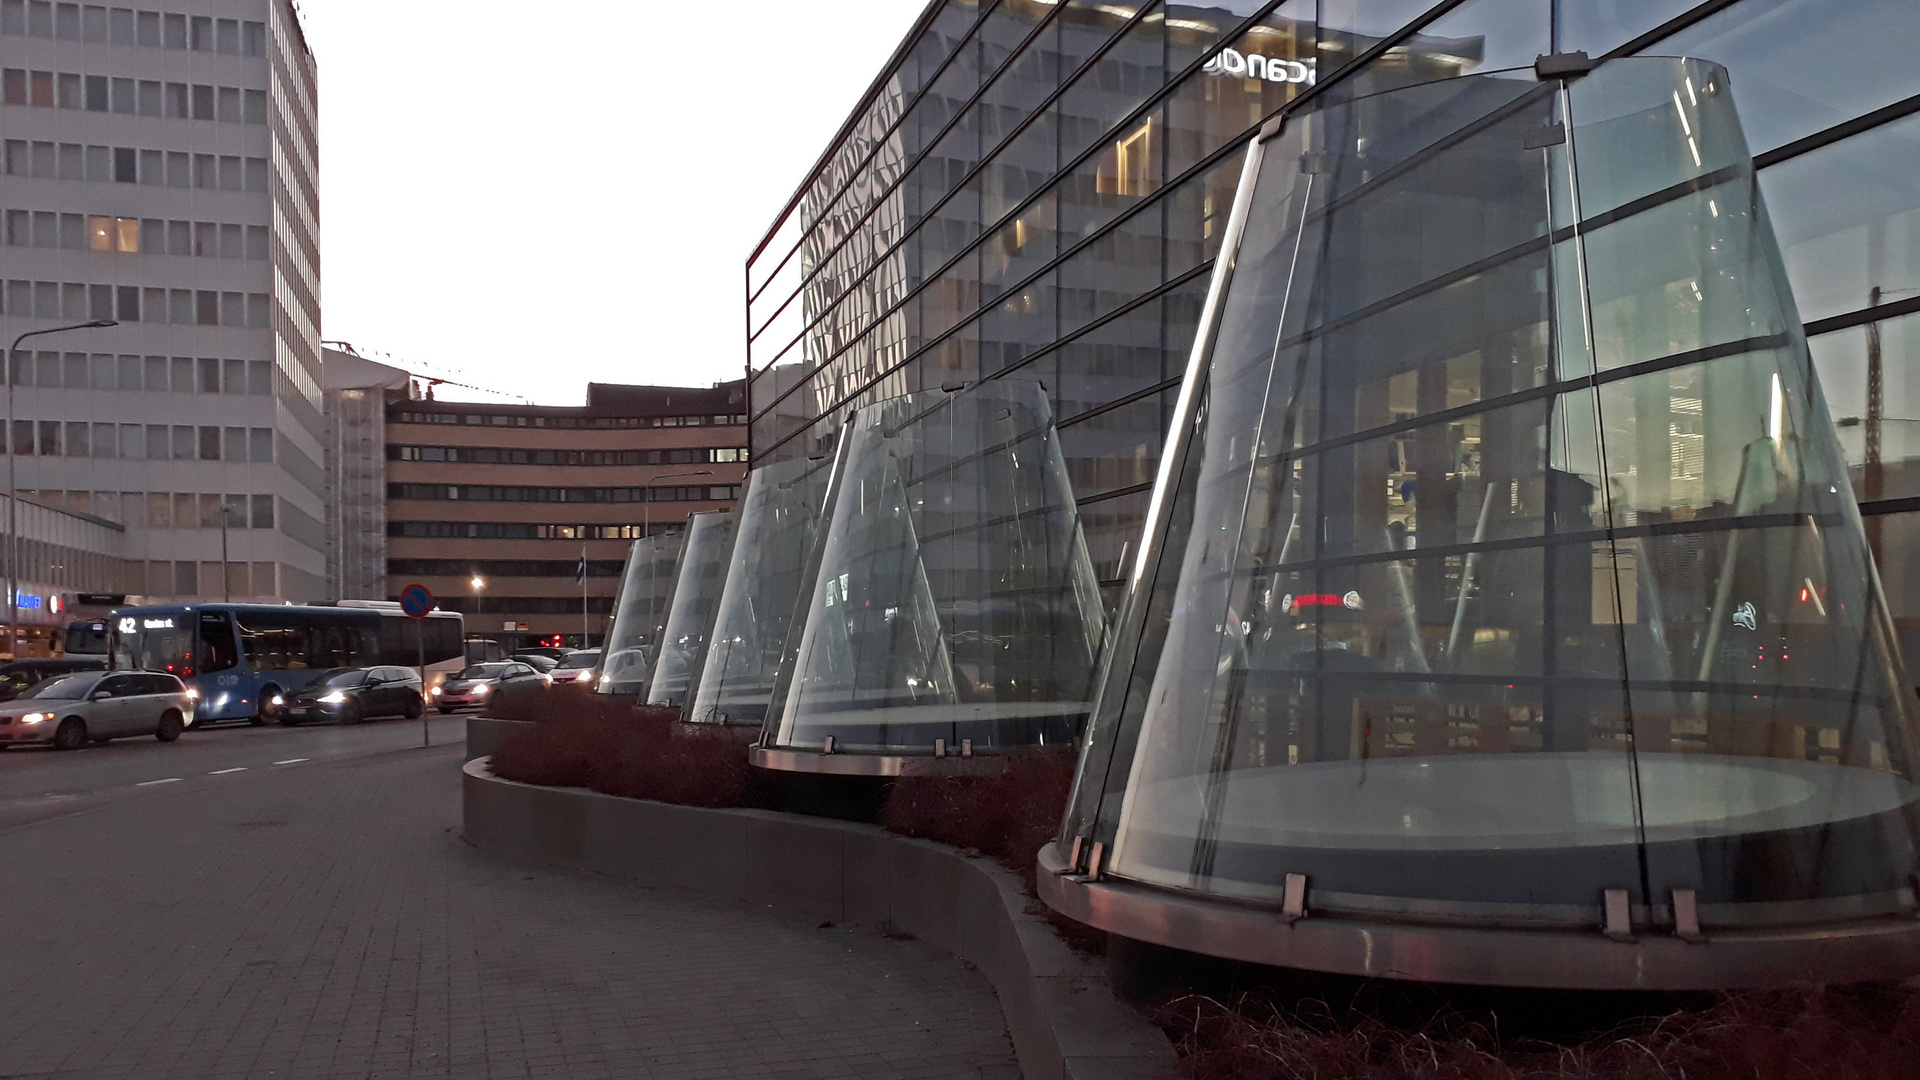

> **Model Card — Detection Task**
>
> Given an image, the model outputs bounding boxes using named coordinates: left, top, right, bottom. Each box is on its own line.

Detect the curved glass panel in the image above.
left=764, top=379, right=1107, bottom=756
left=688, top=457, right=835, bottom=724
left=596, top=533, right=684, bottom=696
left=648, top=512, right=738, bottom=707
left=1065, top=58, right=1920, bottom=933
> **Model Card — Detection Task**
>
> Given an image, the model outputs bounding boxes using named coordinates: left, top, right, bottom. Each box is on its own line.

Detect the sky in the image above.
left=299, top=0, right=927, bottom=405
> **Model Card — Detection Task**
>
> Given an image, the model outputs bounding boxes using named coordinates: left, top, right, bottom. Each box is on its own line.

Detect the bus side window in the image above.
left=200, top=613, right=239, bottom=673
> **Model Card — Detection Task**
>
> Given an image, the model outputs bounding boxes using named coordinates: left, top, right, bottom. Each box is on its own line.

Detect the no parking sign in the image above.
left=400, top=583, right=434, bottom=746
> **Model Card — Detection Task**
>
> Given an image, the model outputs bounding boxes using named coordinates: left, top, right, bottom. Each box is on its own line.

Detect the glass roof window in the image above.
left=648, top=511, right=738, bottom=708
left=1045, top=57, right=1920, bottom=988
left=687, top=456, right=834, bottom=725
left=754, top=378, right=1107, bottom=773
left=596, top=533, right=684, bottom=697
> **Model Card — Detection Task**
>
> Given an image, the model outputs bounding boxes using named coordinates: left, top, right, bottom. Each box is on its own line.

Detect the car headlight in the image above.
left=20, top=712, right=48, bottom=725
left=474, top=683, right=490, bottom=695
left=269, top=694, right=284, bottom=706
left=317, top=691, right=346, bottom=704
left=430, top=685, right=442, bottom=696
left=185, top=687, right=199, bottom=700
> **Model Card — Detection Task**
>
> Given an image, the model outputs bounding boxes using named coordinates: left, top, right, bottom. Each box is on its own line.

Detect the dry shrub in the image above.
left=877, top=749, right=1078, bottom=884
left=488, top=708, right=764, bottom=808
left=1163, top=983, right=1920, bottom=1080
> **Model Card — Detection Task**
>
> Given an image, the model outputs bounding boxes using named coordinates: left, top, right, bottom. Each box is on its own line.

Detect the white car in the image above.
left=0, top=670, right=195, bottom=750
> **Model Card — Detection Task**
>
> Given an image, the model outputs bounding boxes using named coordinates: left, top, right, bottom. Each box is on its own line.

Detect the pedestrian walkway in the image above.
left=0, top=742, right=1019, bottom=1080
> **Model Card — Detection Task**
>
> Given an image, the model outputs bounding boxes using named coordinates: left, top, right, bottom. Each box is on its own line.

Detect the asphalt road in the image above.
left=0, top=710, right=471, bottom=832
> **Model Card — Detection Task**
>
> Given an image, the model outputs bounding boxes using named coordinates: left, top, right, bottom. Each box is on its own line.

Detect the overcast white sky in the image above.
left=299, top=0, right=925, bottom=405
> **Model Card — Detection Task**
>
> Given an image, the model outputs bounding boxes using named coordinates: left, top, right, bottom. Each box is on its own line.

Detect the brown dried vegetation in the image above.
left=1163, top=983, right=1920, bottom=1080
left=487, top=707, right=764, bottom=808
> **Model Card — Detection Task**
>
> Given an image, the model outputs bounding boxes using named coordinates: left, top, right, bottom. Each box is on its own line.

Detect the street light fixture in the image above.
left=6, top=320, right=115, bottom=659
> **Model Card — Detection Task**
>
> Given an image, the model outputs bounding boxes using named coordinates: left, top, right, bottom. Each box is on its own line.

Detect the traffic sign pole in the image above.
left=400, top=584, right=435, bottom=748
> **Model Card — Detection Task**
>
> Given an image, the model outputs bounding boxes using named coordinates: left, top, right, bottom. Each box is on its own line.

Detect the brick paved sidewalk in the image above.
left=0, top=744, right=1019, bottom=1080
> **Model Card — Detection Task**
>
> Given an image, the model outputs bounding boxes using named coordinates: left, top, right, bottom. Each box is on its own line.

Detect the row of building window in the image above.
left=0, top=3, right=266, bottom=56
left=1, top=279, right=270, bottom=327
left=5, top=210, right=268, bottom=259
left=130, top=559, right=278, bottom=599
left=2, top=68, right=267, bottom=124
left=387, top=559, right=627, bottom=580
left=388, top=483, right=742, bottom=505
left=12, top=420, right=273, bottom=463
left=390, top=522, right=686, bottom=541
left=389, top=445, right=747, bottom=466
left=390, top=410, right=749, bottom=430
left=19, top=489, right=273, bottom=530
left=3, top=140, right=270, bottom=192
left=433, top=595, right=616, bottom=616
left=8, top=353, right=271, bottom=395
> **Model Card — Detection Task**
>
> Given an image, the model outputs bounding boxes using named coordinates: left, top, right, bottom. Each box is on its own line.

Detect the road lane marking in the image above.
left=136, top=778, right=182, bottom=786
left=209, top=767, right=247, bottom=775
left=272, top=758, right=307, bottom=765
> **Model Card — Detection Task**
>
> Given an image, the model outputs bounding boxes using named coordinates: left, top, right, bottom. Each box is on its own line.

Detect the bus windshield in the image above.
left=112, top=613, right=194, bottom=675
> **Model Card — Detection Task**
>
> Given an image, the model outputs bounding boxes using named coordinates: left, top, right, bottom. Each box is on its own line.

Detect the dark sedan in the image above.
left=277, top=666, right=424, bottom=726
left=0, top=657, right=108, bottom=701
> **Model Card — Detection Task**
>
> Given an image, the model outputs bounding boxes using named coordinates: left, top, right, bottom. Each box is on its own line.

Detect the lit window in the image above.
left=115, top=217, right=138, bottom=252
left=86, top=215, right=111, bottom=251
left=1100, top=119, right=1154, bottom=197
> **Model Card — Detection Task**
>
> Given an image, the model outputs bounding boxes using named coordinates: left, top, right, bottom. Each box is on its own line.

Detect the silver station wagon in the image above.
left=0, top=671, right=196, bottom=750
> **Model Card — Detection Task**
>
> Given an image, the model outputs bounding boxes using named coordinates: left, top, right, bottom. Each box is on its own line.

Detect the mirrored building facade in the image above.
left=746, top=0, right=1920, bottom=683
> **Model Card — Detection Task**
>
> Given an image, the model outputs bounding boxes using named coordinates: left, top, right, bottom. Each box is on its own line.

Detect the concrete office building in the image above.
left=745, top=0, right=1920, bottom=655
left=0, top=0, right=324, bottom=603
left=384, top=383, right=749, bottom=651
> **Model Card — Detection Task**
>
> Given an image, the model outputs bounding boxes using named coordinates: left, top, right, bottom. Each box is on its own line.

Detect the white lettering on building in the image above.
left=1203, top=48, right=1316, bottom=85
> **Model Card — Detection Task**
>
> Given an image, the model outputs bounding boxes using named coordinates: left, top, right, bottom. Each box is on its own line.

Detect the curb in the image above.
left=462, top=756, right=1178, bottom=1080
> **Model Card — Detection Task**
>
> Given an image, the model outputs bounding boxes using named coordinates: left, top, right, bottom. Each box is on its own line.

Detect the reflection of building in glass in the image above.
left=1042, top=56, right=1920, bottom=989
left=746, top=0, right=1920, bottom=693
left=597, top=534, right=683, bottom=696
left=751, top=380, right=1104, bottom=774
left=687, top=456, right=834, bottom=725
left=648, top=511, right=735, bottom=707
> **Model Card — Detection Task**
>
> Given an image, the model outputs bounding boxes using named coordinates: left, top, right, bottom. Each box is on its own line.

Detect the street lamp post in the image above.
left=471, top=574, right=485, bottom=635
left=219, top=502, right=232, bottom=602
left=6, top=320, right=115, bottom=659
left=642, top=470, right=713, bottom=539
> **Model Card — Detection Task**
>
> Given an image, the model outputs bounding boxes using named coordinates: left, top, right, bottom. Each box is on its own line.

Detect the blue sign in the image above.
left=399, top=583, right=435, bottom=618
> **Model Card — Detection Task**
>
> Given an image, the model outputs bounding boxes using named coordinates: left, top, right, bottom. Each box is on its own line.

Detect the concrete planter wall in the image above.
left=465, top=717, right=535, bottom=762
left=462, top=757, right=1176, bottom=1080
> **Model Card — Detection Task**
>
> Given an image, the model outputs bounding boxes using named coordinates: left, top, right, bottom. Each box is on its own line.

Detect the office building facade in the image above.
left=384, top=382, right=749, bottom=651
left=0, top=0, right=324, bottom=605
left=745, top=0, right=1920, bottom=647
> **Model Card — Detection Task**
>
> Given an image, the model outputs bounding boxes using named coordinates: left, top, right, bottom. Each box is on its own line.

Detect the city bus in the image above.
left=108, top=602, right=465, bottom=725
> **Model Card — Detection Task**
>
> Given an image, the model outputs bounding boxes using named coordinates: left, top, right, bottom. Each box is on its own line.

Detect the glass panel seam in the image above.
left=1752, top=90, right=1920, bottom=170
